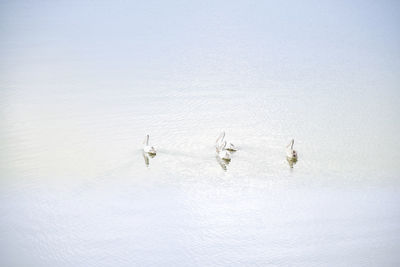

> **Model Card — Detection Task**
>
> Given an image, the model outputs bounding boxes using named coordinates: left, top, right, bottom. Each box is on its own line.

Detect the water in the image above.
left=1, top=85, right=399, bottom=266
left=1, top=1, right=400, bottom=266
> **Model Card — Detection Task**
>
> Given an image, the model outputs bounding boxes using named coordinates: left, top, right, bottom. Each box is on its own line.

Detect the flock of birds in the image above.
left=143, top=132, right=298, bottom=169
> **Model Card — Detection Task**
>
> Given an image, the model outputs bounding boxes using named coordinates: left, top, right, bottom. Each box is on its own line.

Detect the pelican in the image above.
left=217, top=140, right=231, bottom=161
left=143, top=134, right=156, bottom=155
left=215, top=131, right=237, bottom=152
left=286, top=139, right=297, bottom=160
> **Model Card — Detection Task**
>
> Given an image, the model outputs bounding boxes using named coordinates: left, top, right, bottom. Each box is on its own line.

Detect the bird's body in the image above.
left=225, top=142, right=237, bottom=152
left=143, top=146, right=156, bottom=154
left=218, top=149, right=231, bottom=161
left=216, top=140, right=231, bottom=161
left=216, top=131, right=237, bottom=152
left=143, top=135, right=156, bottom=155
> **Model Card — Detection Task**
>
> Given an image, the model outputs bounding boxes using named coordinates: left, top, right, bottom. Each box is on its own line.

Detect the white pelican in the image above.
left=217, top=140, right=231, bottom=161
left=143, top=134, right=156, bottom=155
left=215, top=131, right=237, bottom=152
left=286, top=139, right=297, bottom=160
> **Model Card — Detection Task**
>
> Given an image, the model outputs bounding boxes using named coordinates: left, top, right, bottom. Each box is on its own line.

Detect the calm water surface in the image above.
left=1, top=1, right=400, bottom=265
left=1, top=86, right=399, bottom=266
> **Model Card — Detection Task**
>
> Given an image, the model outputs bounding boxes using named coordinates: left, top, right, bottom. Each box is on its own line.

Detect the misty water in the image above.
left=1, top=1, right=400, bottom=266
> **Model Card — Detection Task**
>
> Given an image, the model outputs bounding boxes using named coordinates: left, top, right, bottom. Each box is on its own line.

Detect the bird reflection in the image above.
left=216, top=155, right=230, bottom=171
left=143, top=152, right=156, bottom=167
left=286, top=156, right=298, bottom=168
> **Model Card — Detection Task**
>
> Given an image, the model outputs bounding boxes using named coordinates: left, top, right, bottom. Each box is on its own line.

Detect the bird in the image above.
left=215, top=131, right=237, bottom=152
left=143, top=134, right=157, bottom=155
left=216, top=140, right=231, bottom=161
left=286, top=139, right=298, bottom=160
